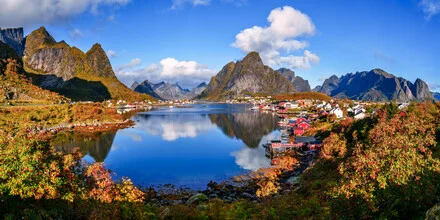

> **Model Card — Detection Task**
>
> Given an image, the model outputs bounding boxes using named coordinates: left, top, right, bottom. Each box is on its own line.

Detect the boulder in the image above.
left=186, top=193, right=208, bottom=205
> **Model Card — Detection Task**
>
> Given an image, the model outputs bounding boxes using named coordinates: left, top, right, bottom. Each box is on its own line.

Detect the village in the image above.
left=244, top=97, right=411, bottom=166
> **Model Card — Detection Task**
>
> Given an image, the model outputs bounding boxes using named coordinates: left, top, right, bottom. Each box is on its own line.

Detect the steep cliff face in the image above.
left=132, top=80, right=162, bottom=100
left=315, top=69, right=434, bottom=101
left=199, top=52, right=295, bottom=100
left=0, top=27, right=25, bottom=56
left=86, top=43, right=116, bottom=78
left=188, top=82, right=207, bottom=98
left=277, top=68, right=311, bottom=92
left=18, top=26, right=153, bottom=101
left=318, top=75, right=340, bottom=95
left=412, top=78, right=433, bottom=100
left=0, top=42, right=66, bottom=103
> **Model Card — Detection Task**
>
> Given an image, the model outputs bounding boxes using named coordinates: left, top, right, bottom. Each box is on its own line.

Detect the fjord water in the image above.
left=52, top=104, right=281, bottom=189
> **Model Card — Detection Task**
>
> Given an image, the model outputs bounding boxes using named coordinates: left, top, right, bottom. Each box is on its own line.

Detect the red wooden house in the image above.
left=297, top=121, right=311, bottom=130
left=293, top=127, right=305, bottom=136
left=296, top=117, right=306, bottom=124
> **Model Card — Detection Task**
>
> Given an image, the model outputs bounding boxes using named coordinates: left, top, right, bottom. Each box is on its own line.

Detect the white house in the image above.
left=324, top=103, right=332, bottom=110
left=330, top=107, right=344, bottom=119
left=354, top=112, right=366, bottom=120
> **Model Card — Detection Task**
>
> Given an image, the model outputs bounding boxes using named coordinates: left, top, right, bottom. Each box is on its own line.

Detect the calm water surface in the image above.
left=52, top=104, right=282, bottom=189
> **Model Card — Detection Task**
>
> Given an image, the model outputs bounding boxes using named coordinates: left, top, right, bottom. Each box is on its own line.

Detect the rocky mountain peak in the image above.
left=197, top=82, right=207, bottom=88
left=277, top=68, right=295, bottom=81
left=130, top=81, right=140, bottom=90
left=371, top=68, right=393, bottom=78
left=86, top=43, right=115, bottom=78
left=314, top=69, right=434, bottom=101
left=242, top=51, right=263, bottom=67
left=0, top=27, right=25, bottom=56
left=24, top=26, right=56, bottom=56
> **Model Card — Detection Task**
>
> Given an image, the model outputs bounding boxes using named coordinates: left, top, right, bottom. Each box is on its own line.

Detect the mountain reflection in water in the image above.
left=52, top=104, right=280, bottom=188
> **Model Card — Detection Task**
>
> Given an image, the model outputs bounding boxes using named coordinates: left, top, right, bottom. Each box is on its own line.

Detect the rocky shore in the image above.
left=27, top=119, right=134, bottom=135
left=145, top=151, right=317, bottom=206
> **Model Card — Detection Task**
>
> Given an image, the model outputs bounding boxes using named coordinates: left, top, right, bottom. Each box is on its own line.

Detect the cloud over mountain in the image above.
left=232, top=6, right=319, bottom=69
left=0, top=0, right=130, bottom=27
left=116, top=58, right=216, bottom=88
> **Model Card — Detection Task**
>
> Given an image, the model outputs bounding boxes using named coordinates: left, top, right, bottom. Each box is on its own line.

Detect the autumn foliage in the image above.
left=0, top=131, right=144, bottom=205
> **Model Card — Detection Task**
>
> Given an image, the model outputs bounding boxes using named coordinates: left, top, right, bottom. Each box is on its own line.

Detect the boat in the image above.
left=250, top=105, right=259, bottom=110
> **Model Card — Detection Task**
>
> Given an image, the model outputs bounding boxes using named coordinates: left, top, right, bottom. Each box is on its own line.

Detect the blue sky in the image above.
left=1, top=0, right=440, bottom=91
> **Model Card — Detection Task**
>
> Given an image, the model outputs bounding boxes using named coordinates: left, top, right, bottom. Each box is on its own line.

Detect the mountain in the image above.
left=188, top=82, right=207, bottom=98
left=154, top=82, right=190, bottom=100
left=0, top=42, right=66, bottom=103
left=209, top=112, right=278, bottom=148
left=0, top=27, right=25, bottom=56
left=433, top=92, right=440, bottom=101
left=132, top=80, right=162, bottom=100
left=132, top=80, right=207, bottom=100
left=1, top=26, right=153, bottom=102
left=277, top=68, right=311, bottom=92
left=199, top=52, right=295, bottom=100
left=315, top=69, right=434, bottom=101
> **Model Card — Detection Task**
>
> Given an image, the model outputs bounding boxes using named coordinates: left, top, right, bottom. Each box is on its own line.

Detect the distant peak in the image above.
left=36, top=26, right=48, bottom=33
left=243, top=51, right=263, bottom=64
left=328, top=75, right=339, bottom=80
left=197, top=82, right=207, bottom=88
left=91, top=43, right=102, bottom=49
left=371, top=68, right=393, bottom=78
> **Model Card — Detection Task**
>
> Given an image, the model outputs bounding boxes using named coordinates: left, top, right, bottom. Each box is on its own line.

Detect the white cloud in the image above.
left=0, top=0, right=130, bottom=27
left=69, top=28, right=83, bottom=39
left=428, top=83, right=440, bottom=91
left=135, top=114, right=216, bottom=141
left=170, top=0, right=211, bottom=10
left=232, top=6, right=319, bottom=69
left=107, top=50, right=118, bottom=58
left=116, top=58, right=142, bottom=71
left=420, top=0, right=440, bottom=20
left=116, top=58, right=216, bottom=88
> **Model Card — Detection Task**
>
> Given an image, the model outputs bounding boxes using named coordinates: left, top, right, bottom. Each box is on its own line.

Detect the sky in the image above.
left=0, top=0, right=439, bottom=91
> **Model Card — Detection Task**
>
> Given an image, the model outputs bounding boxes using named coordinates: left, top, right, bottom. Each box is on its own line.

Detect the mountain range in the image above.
left=199, top=52, right=295, bottom=100
left=131, top=80, right=207, bottom=100
left=0, top=27, right=153, bottom=102
left=313, top=69, right=434, bottom=101
left=276, top=68, right=311, bottom=92
left=1, top=27, right=437, bottom=103
left=433, top=92, right=440, bottom=101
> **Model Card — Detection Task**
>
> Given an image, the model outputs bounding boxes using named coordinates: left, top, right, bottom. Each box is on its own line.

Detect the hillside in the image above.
left=314, top=69, right=433, bottom=101
left=0, top=42, right=66, bottom=103
left=1, top=27, right=154, bottom=102
left=199, top=52, right=295, bottom=100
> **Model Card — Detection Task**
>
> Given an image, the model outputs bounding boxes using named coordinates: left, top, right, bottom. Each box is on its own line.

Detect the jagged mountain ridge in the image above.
left=0, top=26, right=154, bottom=102
left=132, top=81, right=207, bottom=100
left=277, top=68, right=311, bottom=92
left=315, top=69, right=434, bottom=101
left=0, top=27, right=25, bottom=56
left=199, top=52, right=295, bottom=100
left=433, top=92, right=440, bottom=101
